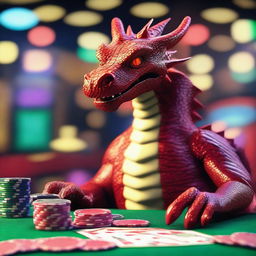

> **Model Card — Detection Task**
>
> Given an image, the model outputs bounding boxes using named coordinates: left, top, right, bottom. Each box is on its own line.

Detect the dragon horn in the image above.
left=165, top=57, right=191, bottom=68
left=148, top=18, right=171, bottom=37
left=137, top=19, right=154, bottom=39
left=111, top=17, right=127, bottom=41
left=152, top=16, right=191, bottom=49
left=126, top=25, right=136, bottom=38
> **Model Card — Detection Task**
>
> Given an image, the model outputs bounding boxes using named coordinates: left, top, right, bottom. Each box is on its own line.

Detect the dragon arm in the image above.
left=80, top=163, right=115, bottom=208
left=166, top=129, right=254, bottom=228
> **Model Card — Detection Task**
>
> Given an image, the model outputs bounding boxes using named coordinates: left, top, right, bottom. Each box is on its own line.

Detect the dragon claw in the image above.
left=166, top=188, right=217, bottom=228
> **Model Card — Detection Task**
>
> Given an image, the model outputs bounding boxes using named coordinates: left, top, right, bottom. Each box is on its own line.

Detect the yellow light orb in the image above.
left=228, top=52, right=255, bottom=73
left=130, top=2, right=169, bottom=18
left=201, top=8, right=238, bottom=24
left=77, top=32, right=110, bottom=50
left=187, top=54, right=215, bottom=74
left=50, top=125, right=87, bottom=152
left=189, top=74, right=214, bottom=91
left=232, top=0, right=256, bottom=9
left=208, top=35, right=235, bottom=52
left=34, top=5, right=66, bottom=22
left=231, top=19, right=256, bottom=43
left=64, top=11, right=103, bottom=27
left=0, top=41, right=19, bottom=64
left=86, top=0, right=122, bottom=10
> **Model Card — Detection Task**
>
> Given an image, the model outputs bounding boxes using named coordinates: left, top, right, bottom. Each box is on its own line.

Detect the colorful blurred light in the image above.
left=64, top=11, right=103, bottom=27
left=201, top=8, right=238, bottom=24
left=77, top=47, right=98, bottom=63
left=0, top=41, right=19, bottom=64
left=66, top=169, right=92, bottom=186
left=16, top=87, right=53, bottom=107
left=0, top=7, right=38, bottom=31
left=28, top=26, right=56, bottom=47
left=181, top=24, right=210, bottom=46
left=211, top=120, right=227, bottom=133
left=77, top=32, right=110, bottom=50
left=23, top=49, right=53, bottom=72
left=130, top=2, right=169, bottom=18
left=233, top=0, right=256, bottom=9
left=34, top=5, right=66, bottom=22
left=187, top=54, right=214, bottom=74
left=231, top=69, right=256, bottom=83
left=231, top=19, right=256, bottom=43
left=228, top=51, right=255, bottom=73
left=208, top=35, right=235, bottom=52
left=50, top=125, right=87, bottom=152
left=208, top=106, right=256, bottom=127
left=14, top=109, right=52, bottom=151
left=86, top=0, right=122, bottom=10
left=189, top=74, right=213, bottom=91
left=224, top=127, right=242, bottom=139
left=86, top=110, right=106, bottom=129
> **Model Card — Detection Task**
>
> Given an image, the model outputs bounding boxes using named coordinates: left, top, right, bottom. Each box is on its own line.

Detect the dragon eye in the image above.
left=131, top=57, right=142, bottom=67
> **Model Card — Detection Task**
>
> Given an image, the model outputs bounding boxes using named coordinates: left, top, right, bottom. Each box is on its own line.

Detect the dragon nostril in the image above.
left=99, top=73, right=114, bottom=87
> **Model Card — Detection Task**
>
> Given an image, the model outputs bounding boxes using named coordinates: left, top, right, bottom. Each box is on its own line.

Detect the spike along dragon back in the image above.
left=44, top=17, right=255, bottom=228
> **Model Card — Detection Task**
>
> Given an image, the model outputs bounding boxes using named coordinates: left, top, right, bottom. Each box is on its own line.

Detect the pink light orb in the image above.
left=27, top=26, right=56, bottom=47
left=181, top=24, right=210, bottom=46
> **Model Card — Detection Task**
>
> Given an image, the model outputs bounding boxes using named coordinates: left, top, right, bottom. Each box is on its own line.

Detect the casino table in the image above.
left=0, top=209, right=255, bottom=256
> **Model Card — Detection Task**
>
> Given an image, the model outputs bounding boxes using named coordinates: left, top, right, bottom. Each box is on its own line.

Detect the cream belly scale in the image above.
left=122, top=91, right=164, bottom=209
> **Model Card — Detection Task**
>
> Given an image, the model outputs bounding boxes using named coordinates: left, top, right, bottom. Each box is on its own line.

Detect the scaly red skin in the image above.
left=43, top=17, right=255, bottom=228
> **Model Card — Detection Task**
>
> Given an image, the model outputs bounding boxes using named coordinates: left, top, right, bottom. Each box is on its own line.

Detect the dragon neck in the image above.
left=131, top=71, right=198, bottom=135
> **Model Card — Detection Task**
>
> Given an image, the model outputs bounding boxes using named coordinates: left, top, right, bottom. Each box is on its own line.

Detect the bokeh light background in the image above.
left=0, top=0, right=255, bottom=192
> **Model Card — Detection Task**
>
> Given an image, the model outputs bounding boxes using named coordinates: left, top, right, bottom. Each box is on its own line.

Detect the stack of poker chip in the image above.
left=73, top=209, right=113, bottom=229
left=0, top=177, right=31, bottom=218
left=33, top=199, right=72, bottom=230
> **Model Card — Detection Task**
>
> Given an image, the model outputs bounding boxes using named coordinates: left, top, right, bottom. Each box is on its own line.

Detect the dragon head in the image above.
left=83, top=16, right=191, bottom=111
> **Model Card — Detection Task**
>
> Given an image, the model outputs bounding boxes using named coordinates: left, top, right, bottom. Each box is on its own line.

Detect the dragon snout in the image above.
left=83, top=72, right=115, bottom=98
left=98, top=73, right=114, bottom=88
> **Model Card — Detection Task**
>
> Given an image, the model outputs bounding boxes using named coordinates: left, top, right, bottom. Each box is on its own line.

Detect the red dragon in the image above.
left=44, top=17, right=255, bottom=228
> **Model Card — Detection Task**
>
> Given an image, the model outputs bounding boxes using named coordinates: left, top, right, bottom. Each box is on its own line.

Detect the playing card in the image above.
left=77, top=227, right=214, bottom=247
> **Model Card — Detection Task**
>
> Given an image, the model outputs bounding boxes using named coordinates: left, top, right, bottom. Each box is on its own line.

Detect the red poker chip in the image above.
left=37, top=237, right=85, bottom=251
left=112, top=219, right=150, bottom=227
left=0, top=240, right=20, bottom=255
left=213, top=235, right=235, bottom=245
left=231, top=232, right=256, bottom=248
left=74, top=208, right=111, bottom=216
left=81, top=239, right=117, bottom=251
left=13, top=239, right=40, bottom=252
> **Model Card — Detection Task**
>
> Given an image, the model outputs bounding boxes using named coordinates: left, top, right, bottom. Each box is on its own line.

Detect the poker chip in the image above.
left=30, top=193, right=60, bottom=204
left=73, top=208, right=113, bottom=229
left=112, top=219, right=150, bottom=227
left=0, top=240, right=21, bottom=255
left=33, top=199, right=72, bottom=231
left=112, top=213, right=125, bottom=220
left=81, top=239, right=117, bottom=251
left=230, top=232, right=256, bottom=248
left=13, top=239, right=40, bottom=252
left=0, top=177, right=31, bottom=218
left=213, top=235, right=235, bottom=245
left=37, top=237, right=86, bottom=251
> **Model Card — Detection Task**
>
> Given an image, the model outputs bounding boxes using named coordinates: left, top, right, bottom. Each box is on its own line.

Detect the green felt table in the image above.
left=0, top=209, right=255, bottom=255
